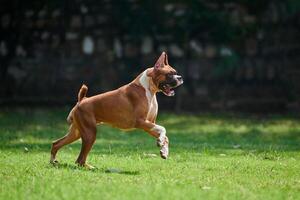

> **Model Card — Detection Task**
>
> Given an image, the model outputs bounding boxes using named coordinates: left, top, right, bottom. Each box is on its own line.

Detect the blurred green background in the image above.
left=0, top=0, right=300, bottom=112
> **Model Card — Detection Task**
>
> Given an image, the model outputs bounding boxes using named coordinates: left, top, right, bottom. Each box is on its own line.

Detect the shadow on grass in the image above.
left=48, top=162, right=140, bottom=175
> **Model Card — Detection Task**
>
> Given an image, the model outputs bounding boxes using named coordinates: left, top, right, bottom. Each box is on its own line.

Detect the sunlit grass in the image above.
left=0, top=108, right=299, bottom=200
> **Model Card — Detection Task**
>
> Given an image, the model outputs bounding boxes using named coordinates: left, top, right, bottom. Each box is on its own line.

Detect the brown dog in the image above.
left=50, top=52, right=183, bottom=169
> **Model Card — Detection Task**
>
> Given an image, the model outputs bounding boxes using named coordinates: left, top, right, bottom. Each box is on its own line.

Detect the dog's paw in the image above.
left=157, top=136, right=167, bottom=147
left=83, top=163, right=96, bottom=170
left=160, top=145, right=169, bottom=159
left=159, top=137, right=169, bottom=159
left=77, top=163, right=96, bottom=170
left=50, top=155, right=59, bottom=165
left=50, top=159, right=59, bottom=165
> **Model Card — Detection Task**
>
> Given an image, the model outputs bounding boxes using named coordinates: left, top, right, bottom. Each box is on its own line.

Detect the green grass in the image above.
left=0, top=108, right=300, bottom=200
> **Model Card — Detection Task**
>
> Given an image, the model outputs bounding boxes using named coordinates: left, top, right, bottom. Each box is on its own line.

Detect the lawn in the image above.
left=0, top=108, right=299, bottom=200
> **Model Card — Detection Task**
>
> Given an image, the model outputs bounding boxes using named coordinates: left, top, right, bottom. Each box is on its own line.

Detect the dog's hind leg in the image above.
left=73, top=111, right=97, bottom=169
left=50, top=124, right=80, bottom=164
left=75, top=125, right=97, bottom=169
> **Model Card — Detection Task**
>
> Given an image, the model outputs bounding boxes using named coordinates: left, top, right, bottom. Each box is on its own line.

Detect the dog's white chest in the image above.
left=139, top=70, right=158, bottom=120
left=147, top=94, right=158, bottom=120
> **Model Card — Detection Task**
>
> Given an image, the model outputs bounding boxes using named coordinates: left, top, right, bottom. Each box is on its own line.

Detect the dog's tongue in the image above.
left=165, top=88, right=175, bottom=96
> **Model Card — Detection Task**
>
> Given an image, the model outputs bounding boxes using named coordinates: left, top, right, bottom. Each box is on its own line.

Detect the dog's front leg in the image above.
left=136, top=120, right=169, bottom=159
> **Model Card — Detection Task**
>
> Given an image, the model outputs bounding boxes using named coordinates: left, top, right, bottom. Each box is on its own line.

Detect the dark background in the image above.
left=0, top=0, right=299, bottom=113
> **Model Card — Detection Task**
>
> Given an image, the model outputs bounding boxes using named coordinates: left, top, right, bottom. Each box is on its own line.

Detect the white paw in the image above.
left=160, top=144, right=169, bottom=159
left=159, top=137, right=169, bottom=159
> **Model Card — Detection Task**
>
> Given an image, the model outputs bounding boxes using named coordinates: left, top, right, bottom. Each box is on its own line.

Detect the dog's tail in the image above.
left=67, top=84, right=88, bottom=124
left=78, top=84, right=88, bottom=103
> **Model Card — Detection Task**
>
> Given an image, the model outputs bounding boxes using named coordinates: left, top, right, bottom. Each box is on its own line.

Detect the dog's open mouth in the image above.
left=159, top=77, right=183, bottom=97
left=161, top=84, right=176, bottom=96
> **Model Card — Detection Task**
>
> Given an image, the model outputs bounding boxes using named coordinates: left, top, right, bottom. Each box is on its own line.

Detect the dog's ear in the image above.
left=154, top=52, right=168, bottom=69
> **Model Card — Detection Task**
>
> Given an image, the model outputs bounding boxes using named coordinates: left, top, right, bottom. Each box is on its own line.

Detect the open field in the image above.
left=0, top=108, right=299, bottom=200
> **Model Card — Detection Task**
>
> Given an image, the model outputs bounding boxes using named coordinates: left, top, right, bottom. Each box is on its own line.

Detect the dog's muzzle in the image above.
left=174, top=75, right=183, bottom=87
left=159, top=74, right=184, bottom=96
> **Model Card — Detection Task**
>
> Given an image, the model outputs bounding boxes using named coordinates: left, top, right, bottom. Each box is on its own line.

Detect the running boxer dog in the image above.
left=50, top=52, right=183, bottom=169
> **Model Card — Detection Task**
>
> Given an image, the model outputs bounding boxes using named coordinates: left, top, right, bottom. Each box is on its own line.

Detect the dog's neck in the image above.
left=138, top=68, right=159, bottom=96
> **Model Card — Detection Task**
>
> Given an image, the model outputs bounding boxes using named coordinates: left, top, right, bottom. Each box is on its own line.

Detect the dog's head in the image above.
left=149, top=52, right=183, bottom=96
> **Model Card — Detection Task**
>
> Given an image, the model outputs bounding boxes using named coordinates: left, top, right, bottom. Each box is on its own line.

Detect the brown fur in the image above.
left=50, top=52, right=181, bottom=167
left=67, top=85, right=88, bottom=125
left=78, top=84, right=88, bottom=102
